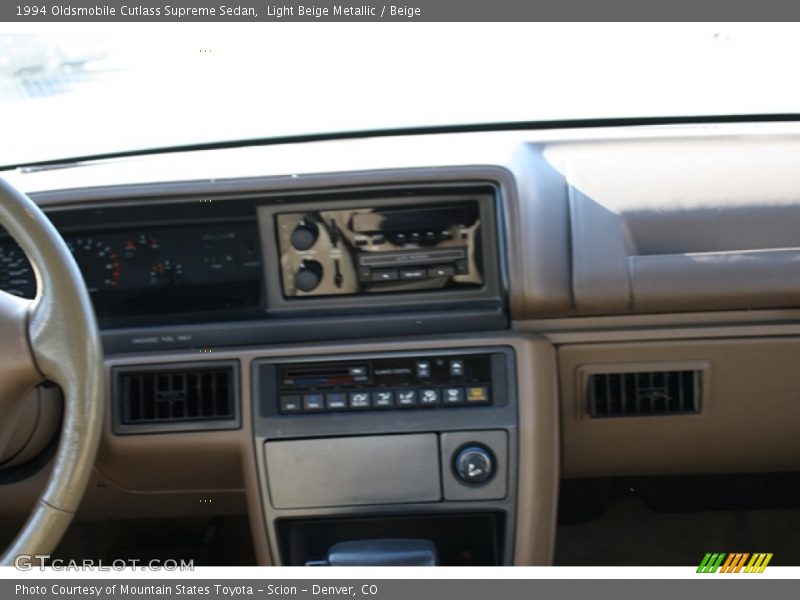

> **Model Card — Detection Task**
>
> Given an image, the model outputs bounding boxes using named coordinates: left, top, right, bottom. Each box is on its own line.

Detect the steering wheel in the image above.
left=0, top=178, right=103, bottom=565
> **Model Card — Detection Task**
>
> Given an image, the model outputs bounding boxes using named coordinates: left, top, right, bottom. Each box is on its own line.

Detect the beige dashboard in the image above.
left=3, top=121, right=800, bottom=565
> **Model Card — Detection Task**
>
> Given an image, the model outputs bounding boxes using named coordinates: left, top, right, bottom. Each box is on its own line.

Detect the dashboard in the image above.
left=3, top=122, right=800, bottom=566
left=0, top=186, right=502, bottom=337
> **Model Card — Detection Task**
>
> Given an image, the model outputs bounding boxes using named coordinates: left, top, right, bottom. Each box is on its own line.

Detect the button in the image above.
left=454, top=445, right=495, bottom=484
left=354, top=238, right=368, bottom=247
left=290, top=220, right=319, bottom=251
left=428, top=265, right=455, bottom=278
left=400, top=268, right=427, bottom=280
left=466, top=386, right=490, bottom=404
left=449, top=359, right=465, bottom=377
left=371, top=269, right=399, bottom=282
left=349, top=391, right=371, bottom=409
left=396, top=390, right=417, bottom=407
left=326, top=392, right=347, bottom=411
left=357, top=267, right=371, bottom=282
left=443, top=387, right=464, bottom=405
left=295, top=260, right=323, bottom=292
left=303, top=393, right=325, bottom=411
left=410, top=231, right=422, bottom=242
left=349, top=366, right=368, bottom=381
left=440, top=230, right=454, bottom=240
left=416, top=360, right=431, bottom=379
left=371, top=233, right=386, bottom=245
left=455, top=260, right=469, bottom=274
left=372, top=390, right=394, bottom=408
left=424, top=231, right=438, bottom=242
left=280, top=395, right=302, bottom=413
left=391, top=232, right=409, bottom=245
left=419, top=388, right=441, bottom=406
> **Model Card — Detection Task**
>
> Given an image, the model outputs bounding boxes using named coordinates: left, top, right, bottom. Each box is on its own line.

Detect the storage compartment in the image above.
left=275, top=512, right=505, bottom=566
left=559, top=136, right=800, bottom=314
left=264, top=434, right=441, bottom=509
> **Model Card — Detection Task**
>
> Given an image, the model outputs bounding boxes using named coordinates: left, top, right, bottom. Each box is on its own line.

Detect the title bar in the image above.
left=4, top=0, right=800, bottom=21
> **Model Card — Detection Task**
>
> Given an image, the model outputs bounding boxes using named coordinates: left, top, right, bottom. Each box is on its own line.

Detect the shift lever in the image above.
left=306, top=539, right=438, bottom=566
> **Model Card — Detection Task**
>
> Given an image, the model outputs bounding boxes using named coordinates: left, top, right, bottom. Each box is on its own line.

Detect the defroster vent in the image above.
left=587, top=369, right=702, bottom=418
left=114, top=361, right=239, bottom=433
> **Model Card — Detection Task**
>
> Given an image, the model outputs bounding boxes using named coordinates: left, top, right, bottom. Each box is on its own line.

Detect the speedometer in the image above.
left=67, top=238, right=121, bottom=292
left=0, top=245, right=35, bottom=299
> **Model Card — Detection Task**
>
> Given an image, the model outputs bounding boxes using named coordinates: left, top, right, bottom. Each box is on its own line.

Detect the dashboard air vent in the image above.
left=115, top=362, right=239, bottom=433
left=587, top=369, right=701, bottom=418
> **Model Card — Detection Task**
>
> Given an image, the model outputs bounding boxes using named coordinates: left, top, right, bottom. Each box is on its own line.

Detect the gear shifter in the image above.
left=306, top=539, right=438, bottom=566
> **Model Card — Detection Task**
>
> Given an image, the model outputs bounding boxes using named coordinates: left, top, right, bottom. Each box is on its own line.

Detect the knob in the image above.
left=291, top=219, right=319, bottom=251
left=295, top=260, right=323, bottom=293
left=453, top=445, right=494, bottom=485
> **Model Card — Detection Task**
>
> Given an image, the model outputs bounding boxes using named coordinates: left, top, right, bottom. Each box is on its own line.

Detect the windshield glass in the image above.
left=2, top=23, right=799, bottom=167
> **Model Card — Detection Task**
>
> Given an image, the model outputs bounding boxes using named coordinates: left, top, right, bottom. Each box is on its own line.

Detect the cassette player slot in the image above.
left=358, top=248, right=467, bottom=269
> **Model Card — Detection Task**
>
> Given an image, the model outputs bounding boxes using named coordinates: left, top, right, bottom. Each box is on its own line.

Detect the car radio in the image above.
left=274, top=200, right=484, bottom=298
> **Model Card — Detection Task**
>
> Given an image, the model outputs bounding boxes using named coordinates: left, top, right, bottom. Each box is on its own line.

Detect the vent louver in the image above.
left=115, top=362, right=238, bottom=433
left=587, top=370, right=701, bottom=418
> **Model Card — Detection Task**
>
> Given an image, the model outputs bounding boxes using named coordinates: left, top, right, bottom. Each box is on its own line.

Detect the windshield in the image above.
left=2, top=23, right=799, bottom=167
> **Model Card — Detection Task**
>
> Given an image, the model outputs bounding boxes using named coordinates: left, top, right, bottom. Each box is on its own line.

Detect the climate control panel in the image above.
left=275, top=354, right=493, bottom=415
left=254, top=350, right=510, bottom=419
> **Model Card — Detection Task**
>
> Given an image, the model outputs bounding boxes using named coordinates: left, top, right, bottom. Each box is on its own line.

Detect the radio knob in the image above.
left=295, top=260, right=323, bottom=293
left=291, top=219, right=319, bottom=251
left=453, top=445, right=494, bottom=485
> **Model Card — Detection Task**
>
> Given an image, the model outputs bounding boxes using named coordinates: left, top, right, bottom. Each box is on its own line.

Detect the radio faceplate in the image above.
left=274, top=200, right=484, bottom=298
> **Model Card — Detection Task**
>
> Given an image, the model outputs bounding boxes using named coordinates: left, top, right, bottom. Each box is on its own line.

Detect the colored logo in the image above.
left=697, top=553, right=773, bottom=573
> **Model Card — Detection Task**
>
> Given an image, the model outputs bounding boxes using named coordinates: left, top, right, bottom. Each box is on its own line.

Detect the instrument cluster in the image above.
left=0, top=221, right=263, bottom=324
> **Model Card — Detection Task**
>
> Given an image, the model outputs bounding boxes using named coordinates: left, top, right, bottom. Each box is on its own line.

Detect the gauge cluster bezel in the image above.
left=0, top=197, right=266, bottom=328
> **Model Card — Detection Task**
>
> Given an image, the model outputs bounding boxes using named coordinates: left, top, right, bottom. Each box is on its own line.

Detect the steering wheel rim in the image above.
left=0, top=177, right=103, bottom=565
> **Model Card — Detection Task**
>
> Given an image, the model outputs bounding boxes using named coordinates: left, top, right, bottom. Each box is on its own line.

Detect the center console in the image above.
left=252, top=347, right=518, bottom=565
left=244, top=184, right=520, bottom=565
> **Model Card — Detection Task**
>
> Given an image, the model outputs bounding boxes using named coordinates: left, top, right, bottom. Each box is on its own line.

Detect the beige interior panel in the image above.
left=559, top=337, right=800, bottom=478
left=95, top=432, right=245, bottom=492
left=511, top=335, right=560, bottom=565
left=0, top=332, right=556, bottom=566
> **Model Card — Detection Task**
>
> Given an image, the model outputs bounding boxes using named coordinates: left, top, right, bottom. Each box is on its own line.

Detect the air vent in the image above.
left=114, top=362, right=239, bottom=433
left=587, top=369, right=701, bottom=418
